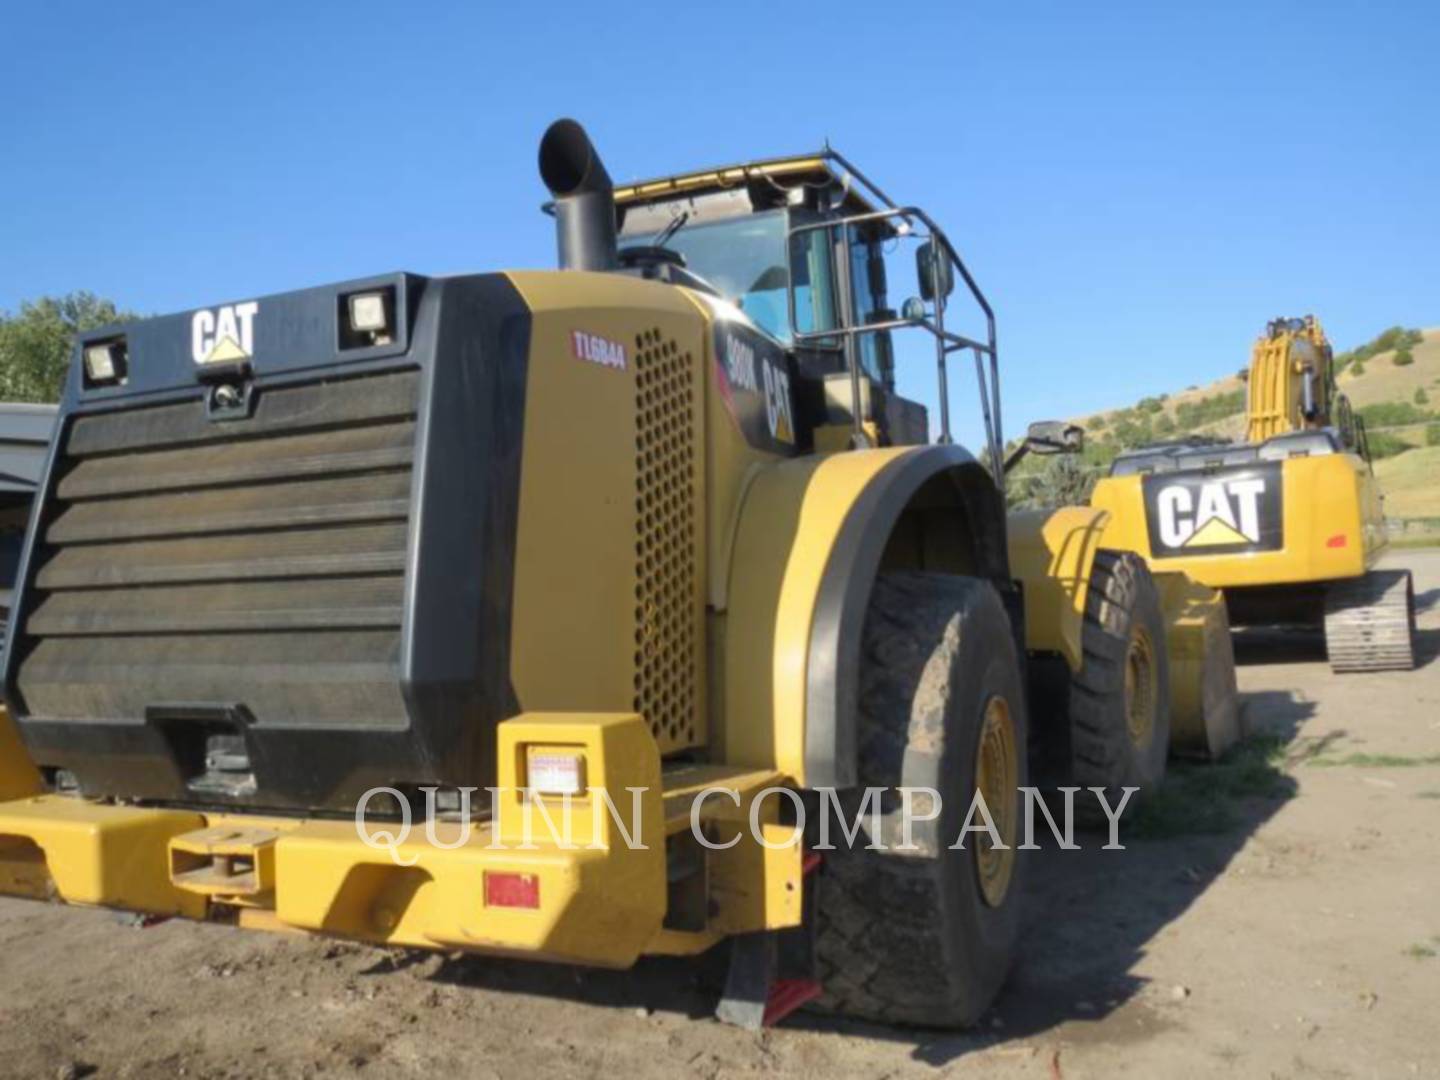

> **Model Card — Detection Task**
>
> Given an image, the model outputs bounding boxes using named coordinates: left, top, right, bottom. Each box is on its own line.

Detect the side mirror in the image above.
left=916, top=241, right=954, bottom=302
left=1025, top=420, right=1084, bottom=455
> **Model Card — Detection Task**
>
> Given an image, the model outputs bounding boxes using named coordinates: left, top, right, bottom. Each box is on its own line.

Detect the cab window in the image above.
left=619, top=210, right=793, bottom=341
left=846, top=226, right=890, bottom=384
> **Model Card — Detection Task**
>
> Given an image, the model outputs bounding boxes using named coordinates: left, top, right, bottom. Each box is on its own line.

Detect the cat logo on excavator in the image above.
left=1143, top=464, right=1283, bottom=556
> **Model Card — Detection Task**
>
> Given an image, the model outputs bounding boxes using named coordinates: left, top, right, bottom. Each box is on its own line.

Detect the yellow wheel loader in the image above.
left=0, top=120, right=1203, bottom=1031
left=1005, top=426, right=1239, bottom=795
left=1091, top=316, right=1412, bottom=673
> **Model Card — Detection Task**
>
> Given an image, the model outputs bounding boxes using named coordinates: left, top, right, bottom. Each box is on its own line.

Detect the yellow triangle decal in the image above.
left=203, top=336, right=249, bottom=364
left=775, top=411, right=794, bottom=444
left=1184, top=516, right=1251, bottom=547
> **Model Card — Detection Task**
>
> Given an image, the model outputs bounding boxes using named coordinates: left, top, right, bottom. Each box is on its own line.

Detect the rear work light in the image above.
left=348, top=291, right=388, bottom=333
left=484, top=871, right=541, bottom=910
left=82, top=338, right=128, bottom=388
left=339, top=286, right=396, bottom=348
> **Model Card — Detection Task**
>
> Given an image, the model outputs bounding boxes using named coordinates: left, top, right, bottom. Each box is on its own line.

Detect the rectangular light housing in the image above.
left=524, top=747, right=587, bottom=796
left=82, top=340, right=128, bottom=387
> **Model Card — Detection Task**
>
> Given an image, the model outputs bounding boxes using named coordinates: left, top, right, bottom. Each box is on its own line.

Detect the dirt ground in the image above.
left=2, top=552, right=1438, bottom=1080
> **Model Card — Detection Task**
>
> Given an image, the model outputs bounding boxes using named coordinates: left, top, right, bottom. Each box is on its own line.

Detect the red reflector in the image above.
left=484, top=871, right=540, bottom=909
left=1326, top=534, right=1348, bottom=549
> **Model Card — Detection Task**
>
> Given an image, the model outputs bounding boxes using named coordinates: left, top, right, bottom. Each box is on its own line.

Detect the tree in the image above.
left=1392, top=348, right=1414, bottom=366
left=0, top=292, right=138, bottom=402
left=1025, top=455, right=1095, bottom=509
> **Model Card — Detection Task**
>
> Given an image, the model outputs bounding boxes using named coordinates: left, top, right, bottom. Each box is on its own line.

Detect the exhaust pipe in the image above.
left=539, top=118, right=618, bottom=272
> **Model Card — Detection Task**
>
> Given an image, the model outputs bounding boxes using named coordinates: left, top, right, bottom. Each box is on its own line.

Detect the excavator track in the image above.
left=1323, top=569, right=1415, bottom=673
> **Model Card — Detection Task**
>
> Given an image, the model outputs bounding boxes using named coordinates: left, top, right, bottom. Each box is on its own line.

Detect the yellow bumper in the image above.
left=0, top=713, right=802, bottom=968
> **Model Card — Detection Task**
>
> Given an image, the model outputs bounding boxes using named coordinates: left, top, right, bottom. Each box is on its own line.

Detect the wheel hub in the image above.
left=974, top=694, right=1018, bottom=908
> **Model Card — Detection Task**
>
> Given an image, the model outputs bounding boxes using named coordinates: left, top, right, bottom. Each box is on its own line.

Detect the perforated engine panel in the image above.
left=632, top=327, right=702, bottom=753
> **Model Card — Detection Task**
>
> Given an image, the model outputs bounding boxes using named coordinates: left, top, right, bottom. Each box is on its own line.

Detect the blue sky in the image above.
left=2, top=1, right=1435, bottom=444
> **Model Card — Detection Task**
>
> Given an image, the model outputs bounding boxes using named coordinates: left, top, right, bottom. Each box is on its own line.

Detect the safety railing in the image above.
left=784, top=150, right=1002, bottom=474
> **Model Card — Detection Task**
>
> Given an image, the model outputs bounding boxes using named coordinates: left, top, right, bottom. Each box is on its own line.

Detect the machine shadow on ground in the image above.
left=400, top=687, right=1317, bottom=1067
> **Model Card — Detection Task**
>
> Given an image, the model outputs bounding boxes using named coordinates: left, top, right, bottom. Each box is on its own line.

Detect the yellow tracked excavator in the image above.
left=1090, top=316, right=1412, bottom=672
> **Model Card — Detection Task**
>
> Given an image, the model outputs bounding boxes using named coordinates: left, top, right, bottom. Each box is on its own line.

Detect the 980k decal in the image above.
left=713, top=324, right=797, bottom=455
left=1143, top=463, right=1283, bottom=556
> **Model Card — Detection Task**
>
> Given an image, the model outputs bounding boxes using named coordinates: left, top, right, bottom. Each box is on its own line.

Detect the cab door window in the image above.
left=846, top=225, right=894, bottom=386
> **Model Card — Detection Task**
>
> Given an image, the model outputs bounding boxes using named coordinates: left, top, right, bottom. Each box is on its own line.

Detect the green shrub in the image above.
left=1417, top=388, right=1430, bottom=406
left=1427, top=423, right=1440, bottom=448
left=1367, top=431, right=1410, bottom=459
left=1337, top=326, right=1424, bottom=372
left=1394, top=348, right=1415, bottom=366
left=1173, top=389, right=1245, bottom=431
left=1112, top=416, right=1155, bottom=449
left=1359, top=401, right=1431, bottom=426
left=1083, top=440, right=1119, bottom=470
left=1352, top=360, right=1367, bottom=376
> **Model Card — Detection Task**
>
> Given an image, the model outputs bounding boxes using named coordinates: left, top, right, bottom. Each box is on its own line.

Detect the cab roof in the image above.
left=613, top=152, right=883, bottom=217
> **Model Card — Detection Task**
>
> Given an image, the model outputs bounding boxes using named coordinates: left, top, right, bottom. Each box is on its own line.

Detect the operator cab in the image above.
left=612, top=155, right=950, bottom=450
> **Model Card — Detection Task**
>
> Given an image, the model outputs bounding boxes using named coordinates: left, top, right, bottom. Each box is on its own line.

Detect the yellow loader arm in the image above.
left=1007, top=506, right=1112, bottom=673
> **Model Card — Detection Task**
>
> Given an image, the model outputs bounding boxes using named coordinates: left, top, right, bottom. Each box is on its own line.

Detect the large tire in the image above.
left=814, top=572, right=1028, bottom=1028
left=1068, top=550, right=1171, bottom=820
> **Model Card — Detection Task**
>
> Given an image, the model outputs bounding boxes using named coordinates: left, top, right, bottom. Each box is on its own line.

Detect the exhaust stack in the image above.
left=539, top=118, right=618, bottom=272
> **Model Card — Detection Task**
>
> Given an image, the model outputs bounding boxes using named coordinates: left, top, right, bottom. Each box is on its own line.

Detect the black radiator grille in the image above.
left=15, top=369, right=419, bottom=729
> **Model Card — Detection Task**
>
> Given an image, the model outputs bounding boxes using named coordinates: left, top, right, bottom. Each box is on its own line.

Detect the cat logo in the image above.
left=1143, top=464, right=1284, bottom=556
left=761, top=360, right=795, bottom=444
left=715, top=329, right=796, bottom=451
left=191, top=302, right=259, bottom=366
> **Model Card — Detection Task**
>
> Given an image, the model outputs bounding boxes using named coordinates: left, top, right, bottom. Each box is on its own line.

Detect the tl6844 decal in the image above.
left=1142, top=463, right=1284, bottom=556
